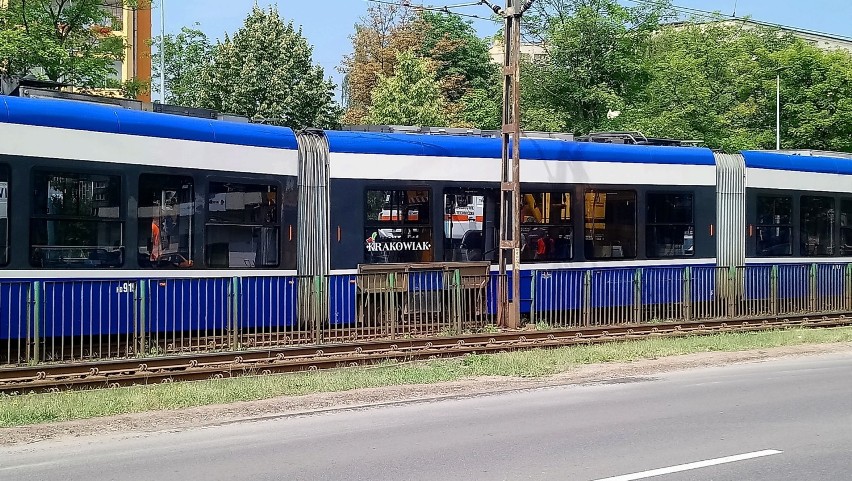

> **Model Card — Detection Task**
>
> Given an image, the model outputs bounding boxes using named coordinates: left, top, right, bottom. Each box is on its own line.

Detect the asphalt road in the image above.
left=2, top=352, right=851, bottom=481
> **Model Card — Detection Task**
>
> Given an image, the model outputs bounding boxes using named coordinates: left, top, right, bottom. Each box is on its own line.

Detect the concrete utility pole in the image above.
left=482, top=0, right=534, bottom=328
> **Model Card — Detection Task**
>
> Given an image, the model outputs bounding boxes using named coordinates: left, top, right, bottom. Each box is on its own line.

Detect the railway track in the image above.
left=1, top=315, right=849, bottom=394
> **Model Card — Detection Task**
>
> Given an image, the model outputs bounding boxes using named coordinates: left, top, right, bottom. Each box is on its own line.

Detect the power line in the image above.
left=364, top=0, right=501, bottom=23
left=627, top=0, right=852, bottom=42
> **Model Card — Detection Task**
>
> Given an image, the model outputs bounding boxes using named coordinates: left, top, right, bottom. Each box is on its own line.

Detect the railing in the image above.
left=1, top=263, right=851, bottom=366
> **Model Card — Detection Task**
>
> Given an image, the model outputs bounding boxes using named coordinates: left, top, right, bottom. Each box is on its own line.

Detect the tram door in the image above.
left=443, top=189, right=489, bottom=261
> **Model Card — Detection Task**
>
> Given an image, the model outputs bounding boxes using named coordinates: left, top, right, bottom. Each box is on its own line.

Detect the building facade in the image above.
left=667, top=19, right=852, bottom=54
left=0, top=0, right=152, bottom=101
left=488, top=41, right=547, bottom=64
left=99, top=0, right=153, bottom=101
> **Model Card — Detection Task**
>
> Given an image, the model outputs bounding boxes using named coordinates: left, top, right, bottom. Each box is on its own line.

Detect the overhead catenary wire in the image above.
left=626, top=0, right=852, bottom=42
left=364, top=0, right=501, bottom=23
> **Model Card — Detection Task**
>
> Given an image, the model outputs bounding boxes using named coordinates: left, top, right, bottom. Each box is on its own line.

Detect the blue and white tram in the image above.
left=0, top=95, right=302, bottom=341
left=1, top=92, right=852, bottom=344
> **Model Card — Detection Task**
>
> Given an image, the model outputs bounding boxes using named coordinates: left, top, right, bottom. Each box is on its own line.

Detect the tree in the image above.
left=773, top=42, right=852, bottom=152
left=615, top=22, right=788, bottom=150
left=520, top=0, right=672, bottom=134
left=0, top=0, right=130, bottom=90
left=458, top=80, right=502, bottom=130
left=366, top=51, right=447, bottom=126
left=341, top=6, right=499, bottom=127
left=151, top=25, right=212, bottom=107
left=340, top=3, right=418, bottom=124
left=615, top=21, right=852, bottom=152
left=413, top=11, right=497, bottom=103
left=199, top=6, right=341, bottom=129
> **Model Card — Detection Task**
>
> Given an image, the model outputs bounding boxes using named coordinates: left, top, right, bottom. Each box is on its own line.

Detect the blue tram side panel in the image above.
left=590, top=268, right=634, bottom=308
left=743, top=265, right=772, bottom=300
left=690, top=266, right=718, bottom=303
left=41, top=280, right=135, bottom=338
left=776, top=264, right=810, bottom=300
left=239, top=276, right=299, bottom=330
left=641, top=267, right=685, bottom=305
left=146, top=278, right=231, bottom=335
left=816, top=263, right=846, bottom=298
left=533, top=269, right=584, bottom=312
left=328, top=274, right=357, bottom=325
left=486, top=270, right=534, bottom=316
left=0, top=282, right=32, bottom=340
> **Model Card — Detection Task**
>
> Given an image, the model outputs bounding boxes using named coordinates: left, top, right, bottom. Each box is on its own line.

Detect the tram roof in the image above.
left=743, top=150, right=852, bottom=176
left=0, top=95, right=298, bottom=150
left=324, top=130, right=717, bottom=166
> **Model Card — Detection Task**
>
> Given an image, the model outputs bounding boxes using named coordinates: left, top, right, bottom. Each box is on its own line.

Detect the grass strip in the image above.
left=2, top=327, right=852, bottom=428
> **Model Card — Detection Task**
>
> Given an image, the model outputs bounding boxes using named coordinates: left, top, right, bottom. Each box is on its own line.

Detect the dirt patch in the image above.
left=3, top=342, right=851, bottom=446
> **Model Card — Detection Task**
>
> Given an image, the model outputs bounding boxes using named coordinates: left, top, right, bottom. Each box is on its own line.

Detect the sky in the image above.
left=152, top=0, right=852, bottom=101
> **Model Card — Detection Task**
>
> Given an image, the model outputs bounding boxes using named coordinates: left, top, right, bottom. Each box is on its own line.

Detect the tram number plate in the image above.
left=116, top=282, right=136, bottom=294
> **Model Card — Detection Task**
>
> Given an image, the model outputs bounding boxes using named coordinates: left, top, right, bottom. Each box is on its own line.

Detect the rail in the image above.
left=1, top=314, right=848, bottom=394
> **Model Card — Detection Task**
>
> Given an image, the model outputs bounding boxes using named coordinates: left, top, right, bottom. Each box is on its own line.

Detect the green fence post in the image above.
left=32, top=281, right=41, bottom=365
left=452, top=269, right=462, bottom=334
left=529, top=273, right=537, bottom=327
left=846, top=264, right=852, bottom=312
left=231, top=277, right=240, bottom=350
left=683, top=267, right=692, bottom=322
left=633, top=268, right=643, bottom=324
left=770, top=265, right=779, bottom=317
left=25, top=283, right=32, bottom=364
left=809, top=264, right=818, bottom=313
left=138, top=280, right=147, bottom=357
left=583, top=270, right=592, bottom=327
left=727, top=266, right=737, bottom=319
left=387, top=272, right=396, bottom=339
left=313, top=275, right=324, bottom=345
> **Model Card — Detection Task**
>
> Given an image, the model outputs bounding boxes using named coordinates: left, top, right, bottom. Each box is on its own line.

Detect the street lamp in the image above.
left=776, top=72, right=780, bottom=150
left=774, top=66, right=788, bottom=151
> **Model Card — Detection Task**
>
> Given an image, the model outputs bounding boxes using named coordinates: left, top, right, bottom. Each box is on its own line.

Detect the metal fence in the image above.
left=530, top=264, right=852, bottom=328
left=1, top=263, right=851, bottom=366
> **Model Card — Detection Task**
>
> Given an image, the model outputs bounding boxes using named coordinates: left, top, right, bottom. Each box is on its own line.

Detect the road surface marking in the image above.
left=592, top=449, right=783, bottom=481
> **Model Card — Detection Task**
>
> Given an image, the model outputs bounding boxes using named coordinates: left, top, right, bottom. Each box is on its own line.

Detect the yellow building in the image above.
left=98, top=0, right=153, bottom=101
left=0, top=0, right=152, bottom=101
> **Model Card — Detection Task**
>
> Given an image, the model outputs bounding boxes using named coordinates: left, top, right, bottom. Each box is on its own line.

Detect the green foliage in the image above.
left=614, top=22, right=852, bottom=152
left=414, top=11, right=497, bottom=102
left=342, top=6, right=498, bottom=127
left=616, top=23, right=788, bottom=150
left=459, top=81, right=502, bottom=130
left=151, top=25, right=212, bottom=107
left=773, top=42, right=852, bottom=152
left=521, top=0, right=671, bottom=134
left=0, top=0, right=127, bottom=89
left=366, top=51, right=447, bottom=126
left=199, top=6, right=341, bottom=129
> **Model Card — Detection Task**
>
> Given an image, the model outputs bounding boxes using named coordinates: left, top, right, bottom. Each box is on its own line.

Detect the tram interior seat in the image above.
left=459, top=230, right=483, bottom=261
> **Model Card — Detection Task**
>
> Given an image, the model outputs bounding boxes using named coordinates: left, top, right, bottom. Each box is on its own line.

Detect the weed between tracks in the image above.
left=2, top=327, right=852, bottom=428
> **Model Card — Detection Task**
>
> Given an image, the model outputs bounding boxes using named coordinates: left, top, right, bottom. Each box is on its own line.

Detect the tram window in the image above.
left=519, top=192, right=572, bottom=262
left=30, top=171, right=124, bottom=268
left=444, top=192, right=487, bottom=262
left=365, top=189, right=433, bottom=263
left=755, top=196, right=792, bottom=256
left=0, top=165, right=8, bottom=266
left=138, top=175, right=196, bottom=269
left=584, top=190, right=636, bottom=260
left=205, top=182, right=279, bottom=268
left=841, top=199, right=852, bottom=256
left=800, top=196, right=835, bottom=256
left=646, top=193, right=694, bottom=258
